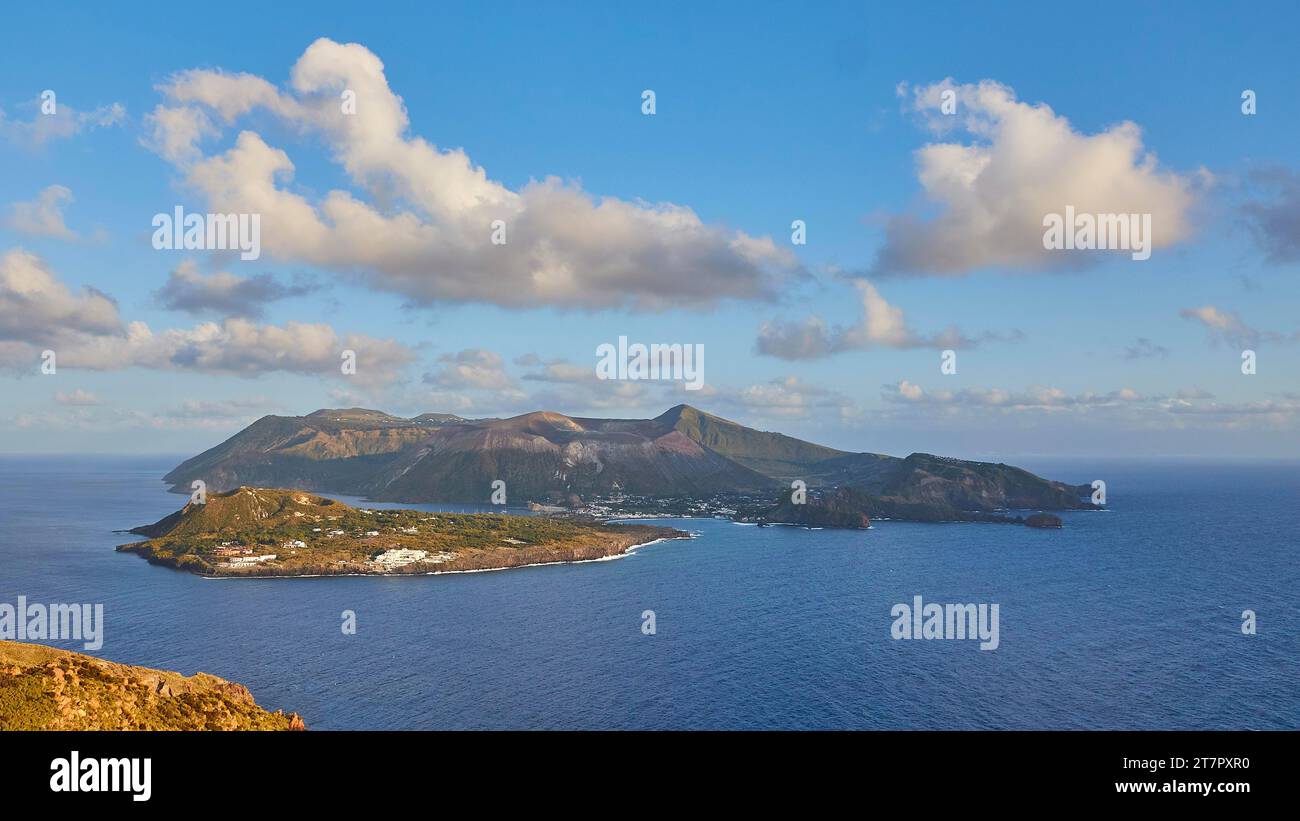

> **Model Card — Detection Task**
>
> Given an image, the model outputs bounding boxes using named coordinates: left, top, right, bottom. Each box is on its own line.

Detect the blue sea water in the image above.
left=0, top=455, right=1296, bottom=730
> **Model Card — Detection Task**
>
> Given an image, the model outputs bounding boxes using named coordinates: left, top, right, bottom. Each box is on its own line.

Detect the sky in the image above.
left=1, top=0, right=1298, bottom=459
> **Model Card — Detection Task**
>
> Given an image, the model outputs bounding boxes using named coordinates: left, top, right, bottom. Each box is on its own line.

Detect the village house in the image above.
left=371, top=548, right=429, bottom=571
left=218, top=553, right=278, bottom=569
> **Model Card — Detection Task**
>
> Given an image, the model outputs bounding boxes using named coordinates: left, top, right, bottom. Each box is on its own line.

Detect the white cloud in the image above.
left=0, top=101, right=125, bottom=148
left=144, top=38, right=799, bottom=311
left=882, top=379, right=1145, bottom=411
left=0, top=249, right=122, bottom=344
left=1180, top=306, right=1250, bottom=345
left=757, top=282, right=1013, bottom=359
left=875, top=79, right=1201, bottom=275
left=521, top=358, right=601, bottom=384
left=691, top=375, right=860, bottom=420
left=0, top=249, right=413, bottom=385
left=424, top=348, right=520, bottom=391
left=6, top=186, right=80, bottom=240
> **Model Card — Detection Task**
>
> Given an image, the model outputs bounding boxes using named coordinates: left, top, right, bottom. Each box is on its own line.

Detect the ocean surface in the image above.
left=0, top=455, right=1296, bottom=730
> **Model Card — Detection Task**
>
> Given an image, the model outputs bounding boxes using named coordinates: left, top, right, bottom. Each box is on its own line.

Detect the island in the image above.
left=118, top=487, right=690, bottom=577
left=0, top=640, right=304, bottom=730
left=745, top=486, right=1071, bottom=529
left=159, top=405, right=1100, bottom=523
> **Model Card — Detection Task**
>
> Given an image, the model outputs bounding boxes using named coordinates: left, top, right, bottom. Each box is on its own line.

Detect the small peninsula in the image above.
left=747, top=486, right=1070, bottom=529
left=119, top=487, right=689, bottom=577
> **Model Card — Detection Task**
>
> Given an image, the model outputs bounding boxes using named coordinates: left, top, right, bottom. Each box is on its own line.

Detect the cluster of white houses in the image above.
left=371, top=548, right=429, bottom=571
left=217, top=553, right=278, bottom=569
left=206, top=519, right=452, bottom=572
left=369, top=548, right=456, bottom=571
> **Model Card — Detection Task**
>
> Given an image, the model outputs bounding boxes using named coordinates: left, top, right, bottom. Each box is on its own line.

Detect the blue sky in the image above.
left=1, top=1, right=1297, bottom=458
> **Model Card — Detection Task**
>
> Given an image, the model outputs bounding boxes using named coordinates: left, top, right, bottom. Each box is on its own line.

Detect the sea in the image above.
left=0, top=455, right=1296, bottom=730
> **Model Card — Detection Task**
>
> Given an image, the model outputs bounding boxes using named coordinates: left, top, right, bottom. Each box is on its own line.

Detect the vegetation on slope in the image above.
left=119, top=487, right=687, bottom=576
left=0, top=641, right=304, bottom=731
left=657, top=404, right=850, bottom=477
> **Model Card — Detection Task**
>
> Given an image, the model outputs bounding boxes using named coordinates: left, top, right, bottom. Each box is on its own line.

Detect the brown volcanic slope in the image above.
left=0, top=641, right=304, bottom=731
left=164, top=404, right=1091, bottom=511
left=166, top=405, right=781, bottom=502
left=370, top=408, right=777, bottom=502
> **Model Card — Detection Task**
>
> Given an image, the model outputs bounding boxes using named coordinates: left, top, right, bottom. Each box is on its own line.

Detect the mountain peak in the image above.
left=499, top=410, right=585, bottom=433
left=655, top=404, right=704, bottom=425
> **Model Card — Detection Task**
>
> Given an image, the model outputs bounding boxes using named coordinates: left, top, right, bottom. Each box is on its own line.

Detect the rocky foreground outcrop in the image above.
left=0, top=641, right=305, bottom=731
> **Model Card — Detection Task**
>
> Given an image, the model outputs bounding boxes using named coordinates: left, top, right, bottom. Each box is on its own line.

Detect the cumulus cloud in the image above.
left=521, top=358, right=601, bottom=385
left=0, top=101, right=125, bottom=148
left=423, top=348, right=520, bottom=391
left=143, top=38, right=798, bottom=311
left=0, top=249, right=122, bottom=345
left=719, top=376, right=860, bottom=419
left=154, top=259, right=319, bottom=318
left=0, top=249, right=413, bottom=385
left=756, top=282, right=1015, bottom=359
left=874, top=79, right=1201, bottom=276
left=6, top=186, right=84, bottom=240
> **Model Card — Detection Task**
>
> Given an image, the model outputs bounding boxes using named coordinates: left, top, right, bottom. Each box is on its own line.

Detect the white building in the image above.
left=371, top=548, right=429, bottom=571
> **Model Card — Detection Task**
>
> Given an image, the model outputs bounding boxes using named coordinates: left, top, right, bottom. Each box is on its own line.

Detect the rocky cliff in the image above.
left=0, top=641, right=305, bottom=731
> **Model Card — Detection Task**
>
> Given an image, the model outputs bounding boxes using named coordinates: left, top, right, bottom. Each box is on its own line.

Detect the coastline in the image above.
left=141, top=531, right=696, bottom=581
